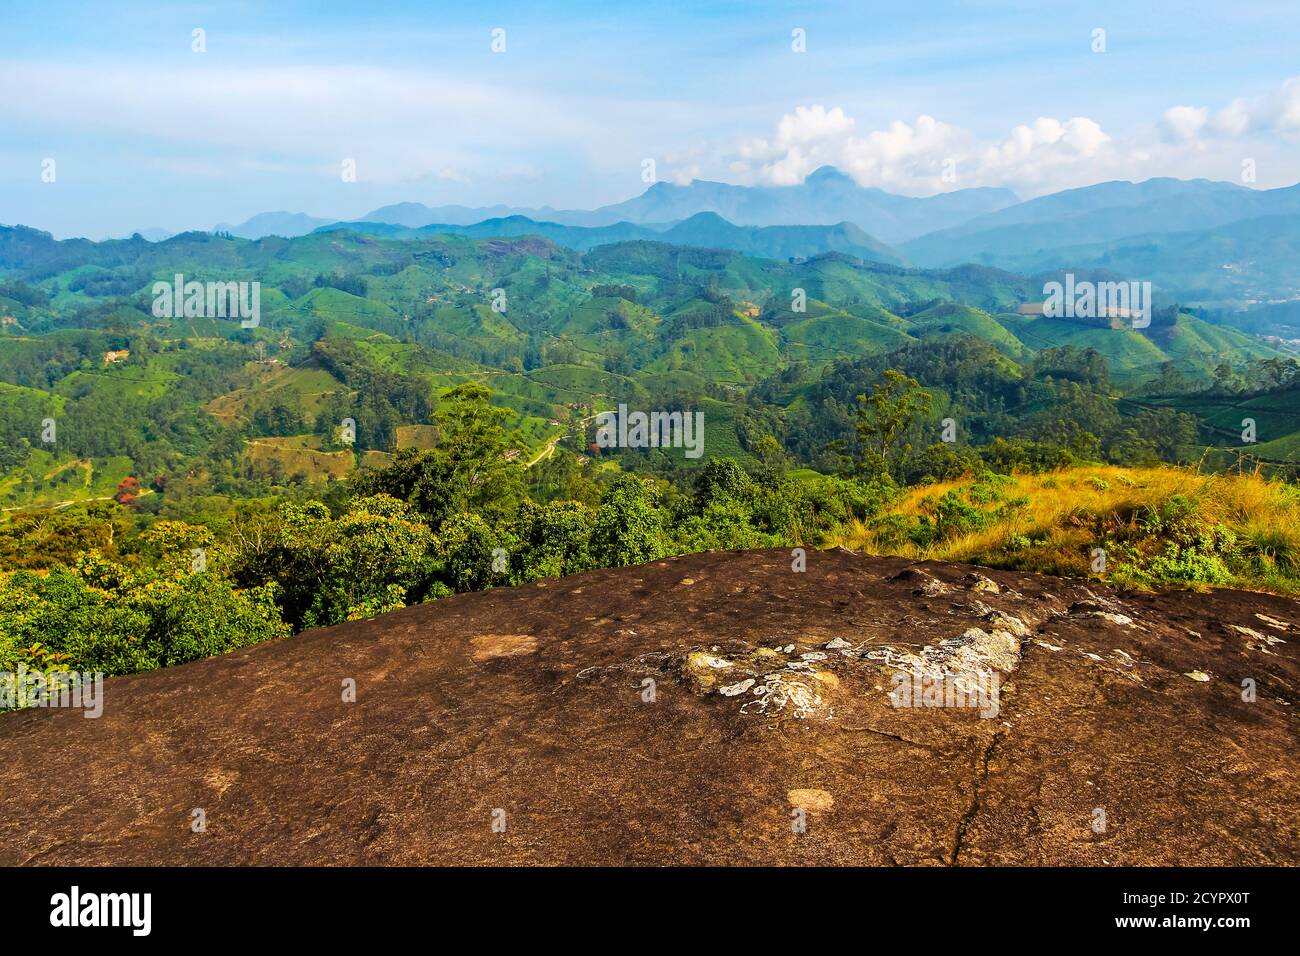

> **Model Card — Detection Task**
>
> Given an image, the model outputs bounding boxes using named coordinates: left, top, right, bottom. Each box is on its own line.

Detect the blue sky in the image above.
left=3, top=0, right=1300, bottom=237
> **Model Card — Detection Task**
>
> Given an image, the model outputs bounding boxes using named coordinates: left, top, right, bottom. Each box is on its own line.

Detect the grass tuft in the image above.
left=834, top=464, right=1300, bottom=594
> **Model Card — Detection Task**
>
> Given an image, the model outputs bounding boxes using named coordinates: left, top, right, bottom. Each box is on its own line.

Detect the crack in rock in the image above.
left=950, top=732, right=1003, bottom=866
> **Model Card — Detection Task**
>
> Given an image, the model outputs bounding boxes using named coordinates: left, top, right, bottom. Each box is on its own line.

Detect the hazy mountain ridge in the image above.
left=551, top=167, right=1020, bottom=242
left=985, top=214, right=1300, bottom=305
left=902, top=178, right=1300, bottom=270
left=215, top=166, right=1017, bottom=244
left=201, top=170, right=1300, bottom=305
left=314, top=211, right=906, bottom=265
left=213, top=211, right=335, bottom=240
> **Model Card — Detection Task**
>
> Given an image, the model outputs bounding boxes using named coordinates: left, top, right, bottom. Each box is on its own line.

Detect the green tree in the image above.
left=513, top=500, right=595, bottom=581
left=854, top=370, right=933, bottom=480
left=355, top=383, right=525, bottom=528
left=751, top=434, right=789, bottom=484
left=232, top=495, right=434, bottom=630
left=436, top=512, right=513, bottom=592
left=693, top=458, right=753, bottom=509
left=589, top=476, right=668, bottom=568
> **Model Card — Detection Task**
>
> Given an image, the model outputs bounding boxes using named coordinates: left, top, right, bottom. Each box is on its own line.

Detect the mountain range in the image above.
left=197, top=169, right=1300, bottom=308
left=313, top=211, right=906, bottom=265
left=215, top=167, right=1015, bottom=244
left=900, top=177, right=1300, bottom=268
left=4, top=216, right=1298, bottom=518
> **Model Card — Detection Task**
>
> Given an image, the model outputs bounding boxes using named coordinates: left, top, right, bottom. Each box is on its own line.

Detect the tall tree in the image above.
left=854, top=369, right=933, bottom=480
left=354, top=383, right=525, bottom=528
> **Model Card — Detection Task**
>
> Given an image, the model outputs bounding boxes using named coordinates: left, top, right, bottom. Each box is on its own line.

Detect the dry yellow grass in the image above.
left=834, top=464, right=1300, bottom=593
left=243, top=436, right=355, bottom=482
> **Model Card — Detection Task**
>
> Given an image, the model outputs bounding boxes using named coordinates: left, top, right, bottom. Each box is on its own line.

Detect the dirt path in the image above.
left=526, top=414, right=597, bottom=468
left=2, top=489, right=153, bottom=513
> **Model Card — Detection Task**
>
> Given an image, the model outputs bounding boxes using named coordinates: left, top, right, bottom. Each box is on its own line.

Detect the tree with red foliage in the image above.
left=114, top=475, right=141, bottom=506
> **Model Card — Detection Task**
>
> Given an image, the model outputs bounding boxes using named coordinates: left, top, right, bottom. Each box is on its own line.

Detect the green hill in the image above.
left=1, top=224, right=1292, bottom=503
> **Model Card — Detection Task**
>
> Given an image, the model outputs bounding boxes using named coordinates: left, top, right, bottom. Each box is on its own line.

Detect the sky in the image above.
left=3, top=0, right=1300, bottom=238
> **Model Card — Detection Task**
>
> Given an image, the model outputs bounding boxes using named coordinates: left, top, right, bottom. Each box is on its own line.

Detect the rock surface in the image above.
left=1, top=548, right=1297, bottom=865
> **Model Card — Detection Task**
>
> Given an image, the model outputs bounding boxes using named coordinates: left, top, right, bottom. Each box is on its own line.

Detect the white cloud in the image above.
left=774, top=105, right=855, bottom=148
left=689, top=105, right=1117, bottom=195
left=731, top=105, right=859, bottom=184
left=662, top=76, right=1300, bottom=196
left=840, top=115, right=970, bottom=189
left=985, top=117, right=1110, bottom=163
left=1210, top=98, right=1251, bottom=136
left=1260, top=76, right=1300, bottom=132
left=1164, top=76, right=1300, bottom=142
left=1160, top=106, right=1208, bottom=142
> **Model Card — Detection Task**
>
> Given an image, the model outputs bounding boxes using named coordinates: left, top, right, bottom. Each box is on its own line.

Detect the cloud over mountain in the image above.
left=670, top=75, right=1300, bottom=198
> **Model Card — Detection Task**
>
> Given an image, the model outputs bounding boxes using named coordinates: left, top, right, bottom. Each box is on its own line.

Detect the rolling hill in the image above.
left=1, top=222, right=1293, bottom=506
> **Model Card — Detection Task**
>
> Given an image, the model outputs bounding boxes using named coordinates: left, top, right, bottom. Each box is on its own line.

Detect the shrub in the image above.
left=675, top=497, right=773, bottom=552
left=1147, top=545, right=1233, bottom=585
left=693, top=459, right=753, bottom=509
left=0, top=560, right=288, bottom=681
left=437, top=512, right=513, bottom=592
left=930, top=489, right=993, bottom=541
left=590, top=476, right=668, bottom=568
left=513, top=500, right=595, bottom=581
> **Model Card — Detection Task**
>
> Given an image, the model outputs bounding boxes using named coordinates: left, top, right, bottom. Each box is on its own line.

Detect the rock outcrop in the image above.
left=1, top=548, right=1296, bottom=865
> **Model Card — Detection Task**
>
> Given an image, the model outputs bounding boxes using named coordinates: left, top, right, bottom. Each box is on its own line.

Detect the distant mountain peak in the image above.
left=678, top=210, right=731, bottom=225
left=227, top=169, right=1020, bottom=244
left=805, top=166, right=855, bottom=185
left=212, top=210, right=332, bottom=239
